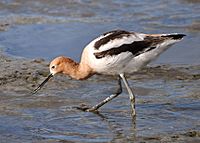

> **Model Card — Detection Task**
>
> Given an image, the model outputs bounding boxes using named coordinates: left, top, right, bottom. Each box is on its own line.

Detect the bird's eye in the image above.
left=51, top=66, right=55, bottom=69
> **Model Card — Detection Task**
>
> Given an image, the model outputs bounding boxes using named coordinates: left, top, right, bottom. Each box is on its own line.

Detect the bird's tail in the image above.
left=160, top=33, right=186, bottom=40
left=145, top=33, right=186, bottom=48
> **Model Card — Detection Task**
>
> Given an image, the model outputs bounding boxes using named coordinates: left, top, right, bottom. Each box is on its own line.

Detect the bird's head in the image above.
left=49, top=56, right=66, bottom=75
left=33, top=56, right=69, bottom=94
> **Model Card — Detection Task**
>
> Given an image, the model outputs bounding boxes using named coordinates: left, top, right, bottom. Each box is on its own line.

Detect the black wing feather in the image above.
left=94, top=40, right=156, bottom=59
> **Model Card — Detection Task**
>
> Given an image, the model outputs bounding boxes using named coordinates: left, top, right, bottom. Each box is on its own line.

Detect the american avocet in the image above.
left=33, top=30, right=185, bottom=116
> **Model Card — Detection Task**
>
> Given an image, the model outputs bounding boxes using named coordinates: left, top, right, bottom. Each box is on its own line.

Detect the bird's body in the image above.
left=33, top=30, right=185, bottom=116
left=81, top=30, right=184, bottom=75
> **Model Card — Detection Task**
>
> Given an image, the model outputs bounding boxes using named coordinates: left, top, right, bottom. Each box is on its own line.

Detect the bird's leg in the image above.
left=83, top=76, right=122, bottom=112
left=119, top=74, right=136, bottom=117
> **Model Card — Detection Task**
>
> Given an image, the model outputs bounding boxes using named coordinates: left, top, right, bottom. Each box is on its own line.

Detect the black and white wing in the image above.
left=85, top=30, right=185, bottom=74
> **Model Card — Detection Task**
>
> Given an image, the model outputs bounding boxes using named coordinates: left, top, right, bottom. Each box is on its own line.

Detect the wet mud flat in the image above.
left=0, top=0, right=199, bottom=142
left=0, top=52, right=200, bottom=143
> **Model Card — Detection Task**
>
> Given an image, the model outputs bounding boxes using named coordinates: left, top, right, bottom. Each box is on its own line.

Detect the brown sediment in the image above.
left=136, top=130, right=200, bottom=143
left=0, top=52, right=199, bottom=93
left=129, top=64, right=200, bottom=81
left=0, top=54, right=48, bottom=91
left=0, top=22, right=10, bottom=31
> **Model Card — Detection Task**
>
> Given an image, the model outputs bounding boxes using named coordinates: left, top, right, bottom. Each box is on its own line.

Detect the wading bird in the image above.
left=33, top=30, right=185, bottom=116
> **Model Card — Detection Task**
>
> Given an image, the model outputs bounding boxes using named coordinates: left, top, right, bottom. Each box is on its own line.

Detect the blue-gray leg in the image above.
left=77, top=76, right=122, bottom=112
left=120, top=74, right=136, bottom=117
left=86, top=75, right=122, bottom=112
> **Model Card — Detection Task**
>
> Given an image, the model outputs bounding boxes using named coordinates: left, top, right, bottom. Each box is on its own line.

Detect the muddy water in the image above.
left=0, top=0, right=200, bottom=143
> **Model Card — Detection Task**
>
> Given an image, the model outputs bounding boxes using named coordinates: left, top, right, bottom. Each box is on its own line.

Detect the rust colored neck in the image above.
left=62, top=58, right=94, bottom=80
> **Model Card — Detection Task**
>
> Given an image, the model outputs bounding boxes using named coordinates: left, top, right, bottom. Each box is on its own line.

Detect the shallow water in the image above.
left=0, top=0, right=199, bottom=64
left=0, top=0, right=200, bottom=142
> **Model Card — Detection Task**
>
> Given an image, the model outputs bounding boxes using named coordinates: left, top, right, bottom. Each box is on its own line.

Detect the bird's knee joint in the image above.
left=130, top=98, right=135, bottom=103
left=86, top=108, right=99, bottom=113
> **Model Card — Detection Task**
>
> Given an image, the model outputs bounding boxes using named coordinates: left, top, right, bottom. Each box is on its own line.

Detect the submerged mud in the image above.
left=0, top=53, right=200, bottom=142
